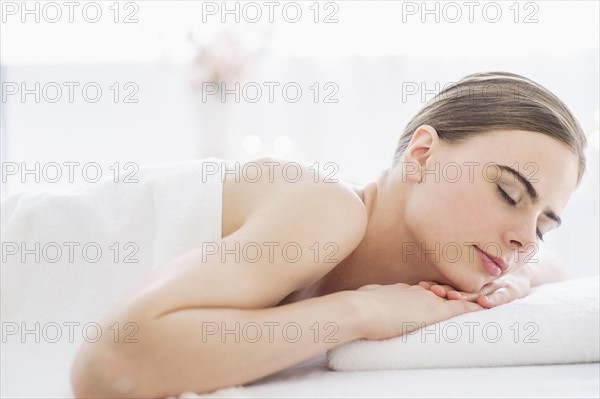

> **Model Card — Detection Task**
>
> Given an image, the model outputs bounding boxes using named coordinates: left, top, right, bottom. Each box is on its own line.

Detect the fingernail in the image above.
left=485, top=296, right=493, bottom=303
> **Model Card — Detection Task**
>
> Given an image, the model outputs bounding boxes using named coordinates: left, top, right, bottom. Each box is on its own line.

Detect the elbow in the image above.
left=70, top=342, right=142, bottom=399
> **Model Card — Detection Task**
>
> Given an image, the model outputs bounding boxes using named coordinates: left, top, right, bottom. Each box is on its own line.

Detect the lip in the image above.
left=474, top=246, right=508, bottom=276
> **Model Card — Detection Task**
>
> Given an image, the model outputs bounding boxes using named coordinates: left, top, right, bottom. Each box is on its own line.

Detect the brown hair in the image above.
left=392, top=72, right=588, bottom=184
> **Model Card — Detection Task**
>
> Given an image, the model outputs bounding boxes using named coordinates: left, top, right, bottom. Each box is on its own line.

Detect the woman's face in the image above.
left=398, top=126, right=579, bottom=293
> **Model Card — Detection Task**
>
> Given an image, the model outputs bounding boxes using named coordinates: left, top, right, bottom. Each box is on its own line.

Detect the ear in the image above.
left=401, top=125, right=440, bottom=182
left=402, top=125, right=440, bottom=165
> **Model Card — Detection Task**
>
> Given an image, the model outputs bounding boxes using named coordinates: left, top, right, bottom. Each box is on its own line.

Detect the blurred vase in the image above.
left=196, top=97, right=232, bottom=159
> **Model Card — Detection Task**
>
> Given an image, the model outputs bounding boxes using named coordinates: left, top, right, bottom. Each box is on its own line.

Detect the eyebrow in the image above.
left=496, top=164, right=562, bottom=227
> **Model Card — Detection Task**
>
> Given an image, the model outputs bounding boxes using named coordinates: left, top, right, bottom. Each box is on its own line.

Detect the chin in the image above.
left=444, top=269, right=485, bottom=293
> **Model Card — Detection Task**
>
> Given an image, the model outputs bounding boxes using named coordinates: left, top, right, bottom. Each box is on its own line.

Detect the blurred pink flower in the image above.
left=188, top=29, right=264, bottom=92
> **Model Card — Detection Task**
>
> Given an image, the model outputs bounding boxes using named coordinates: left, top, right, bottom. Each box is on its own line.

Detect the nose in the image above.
left=504, top=218, right=538, bottom=266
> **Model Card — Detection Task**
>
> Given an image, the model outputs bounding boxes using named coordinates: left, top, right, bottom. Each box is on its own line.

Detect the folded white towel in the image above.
left=328, top=275, right=600, bottom=370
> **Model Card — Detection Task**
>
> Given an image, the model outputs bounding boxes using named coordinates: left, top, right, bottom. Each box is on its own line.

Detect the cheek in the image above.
left=432, top=179, right=485, bottom=230
left=406, top=179, right=475, bottom=239
left=454, top=180, right=505, bottom=231
left=406, top=177, right=507, bottom=248
left=407, top=181, right=494, bottom=292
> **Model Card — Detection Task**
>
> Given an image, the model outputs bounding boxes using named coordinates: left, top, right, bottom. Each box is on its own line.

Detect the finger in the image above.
left=457, top=280, right=506, bottom=302
left=446, top=299, right=485, bottom=315
left=477, top=287, right=511, bottom=308
left=448, top=291, right=479, bottom=302
left=477, top=295, right=493, bottom=308
left=418, top=281, right=434, bottom=289
left=481, top=280, right=508, bottom=295
left=429, top=284, right=459, bottom=298
left=488, top=287, right=511, bottom=305
left=425, top=287, right=447, bottom=299
left=394, top=283, right=410, bottom=288
left=357, top=284, right=382, bottom=291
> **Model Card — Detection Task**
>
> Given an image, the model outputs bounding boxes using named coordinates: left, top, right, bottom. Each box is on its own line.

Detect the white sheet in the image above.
left=243, top=353, right=600, bottom=399
left=2, top=346, right=598, bottom=398
left=2, top=159, right=598, bottom=398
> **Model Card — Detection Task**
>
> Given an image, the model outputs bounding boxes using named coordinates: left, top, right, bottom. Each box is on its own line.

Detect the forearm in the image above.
left=72, top=290, right=366, bottom=398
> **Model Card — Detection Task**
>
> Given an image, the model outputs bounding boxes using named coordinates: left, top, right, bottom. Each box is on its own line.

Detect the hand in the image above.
left=418, top=272, right=532, bottom=309
left=355, top=283, right=485, bottom=341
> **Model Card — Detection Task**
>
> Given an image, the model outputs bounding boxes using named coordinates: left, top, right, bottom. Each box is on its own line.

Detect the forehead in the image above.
left=443, top=129, right=580, bottom=208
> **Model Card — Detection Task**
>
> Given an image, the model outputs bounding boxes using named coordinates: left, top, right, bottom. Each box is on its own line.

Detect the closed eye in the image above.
left=497, top=185, right=545, bottom=242
left=497, top=185, right=516, bottom=206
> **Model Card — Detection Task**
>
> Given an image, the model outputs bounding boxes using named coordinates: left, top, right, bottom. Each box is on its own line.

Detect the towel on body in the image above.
left=327, top=275, right=600, bottom=371
left=1, top=158, right=226, bottom=323
left=1, top=158, right=226, bottom=398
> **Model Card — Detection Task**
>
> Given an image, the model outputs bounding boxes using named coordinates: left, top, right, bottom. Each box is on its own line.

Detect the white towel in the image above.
left=1, top=158, right=226, bottom=398
left=1, top=158, right=226, bottom=323
left=328, top=275, right=600, bottom=371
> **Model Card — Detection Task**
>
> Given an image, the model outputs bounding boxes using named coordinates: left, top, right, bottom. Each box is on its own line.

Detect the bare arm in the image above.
left=71, top=180, right=369, bottom=398
left=70, top=173, right=482, bottom=398
left=71, top=289, right=365, bottom=398
left=72, top=274, right=481, bottom=398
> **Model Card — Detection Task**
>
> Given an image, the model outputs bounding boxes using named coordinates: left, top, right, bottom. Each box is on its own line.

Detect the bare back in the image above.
left=110, top=157, right=368, bottom=320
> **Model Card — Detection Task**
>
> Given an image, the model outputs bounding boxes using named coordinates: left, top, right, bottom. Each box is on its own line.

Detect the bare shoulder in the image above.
left=111, top=157, right=369, bottom=317
left=223, top=156, right=367, bottom=241
left=222, top=156, right=368, bottom=287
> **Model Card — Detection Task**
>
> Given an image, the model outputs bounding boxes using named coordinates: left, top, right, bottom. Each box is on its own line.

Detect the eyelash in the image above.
left=496, top=185, right=545, bottom=242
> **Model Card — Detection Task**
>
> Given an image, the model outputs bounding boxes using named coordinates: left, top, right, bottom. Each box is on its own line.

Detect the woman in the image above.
left=71, top=71, right=587, bottom=398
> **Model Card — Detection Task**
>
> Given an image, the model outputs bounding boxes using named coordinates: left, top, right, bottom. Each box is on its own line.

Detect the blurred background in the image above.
left=1, top=0, right=598, bottom=276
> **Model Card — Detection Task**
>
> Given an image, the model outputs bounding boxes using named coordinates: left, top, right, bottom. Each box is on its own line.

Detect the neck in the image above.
left=315, top=167, right=445, bottom=296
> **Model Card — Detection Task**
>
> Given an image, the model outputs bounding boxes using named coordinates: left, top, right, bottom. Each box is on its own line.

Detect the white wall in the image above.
left=1, top=54, right=598, bottom=277
left=1, top=0, right=598, bottom=277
